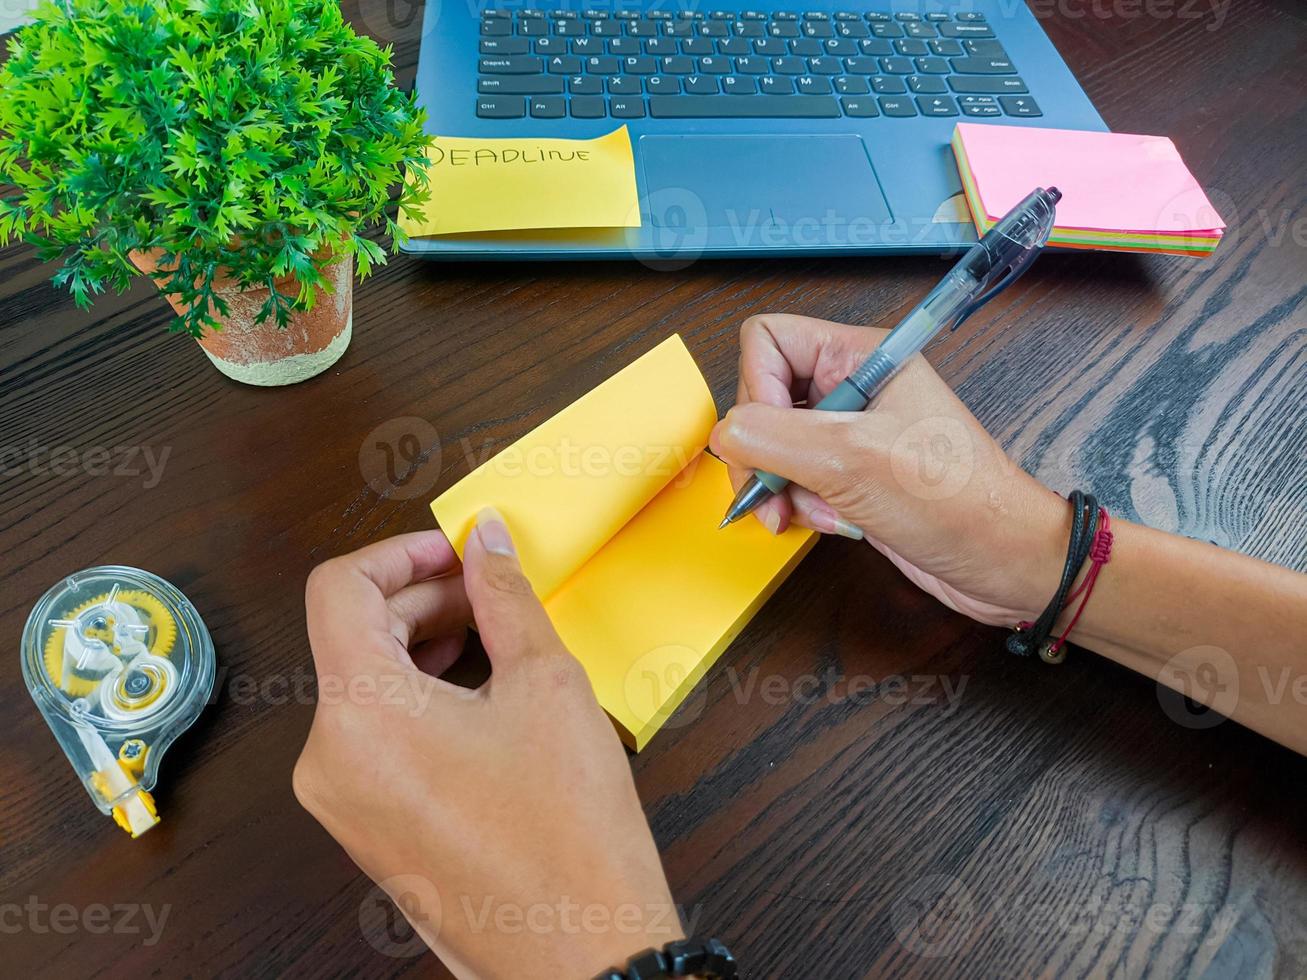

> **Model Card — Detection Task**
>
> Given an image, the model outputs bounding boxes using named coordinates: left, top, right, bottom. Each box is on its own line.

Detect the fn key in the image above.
left=476, top=97, right=524, bottom=118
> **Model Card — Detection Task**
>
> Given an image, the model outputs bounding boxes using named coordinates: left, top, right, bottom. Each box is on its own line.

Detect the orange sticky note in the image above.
left=431, top=336, right=816, bottom=750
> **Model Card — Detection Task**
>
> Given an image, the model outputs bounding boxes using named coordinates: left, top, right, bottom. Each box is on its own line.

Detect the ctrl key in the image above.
left=476, top=97, right=525, bottom=118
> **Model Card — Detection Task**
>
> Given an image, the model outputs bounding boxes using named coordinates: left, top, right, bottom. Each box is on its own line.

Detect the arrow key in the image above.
left=999, top=95, right=1042, bottom=117
left=915, top=94, right=958, bottom=116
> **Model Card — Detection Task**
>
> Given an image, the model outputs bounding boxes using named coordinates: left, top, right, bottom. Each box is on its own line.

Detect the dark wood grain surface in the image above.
left=2, top=1, right=1305, bottom=977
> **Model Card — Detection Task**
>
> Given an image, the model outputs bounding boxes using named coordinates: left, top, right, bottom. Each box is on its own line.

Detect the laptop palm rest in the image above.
left=638, top=134, right=892, bottom=239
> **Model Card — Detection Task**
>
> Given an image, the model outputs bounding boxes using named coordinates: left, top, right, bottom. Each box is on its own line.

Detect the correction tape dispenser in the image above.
left=21, top=566, right=215, bottom=838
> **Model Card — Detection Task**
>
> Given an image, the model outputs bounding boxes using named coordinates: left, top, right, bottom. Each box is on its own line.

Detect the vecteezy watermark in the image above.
left=208, top=664, right=445, bottom=717
left=460, top=435, right=703, bottom=487
left=0, top=898, right=171, bottom=946
left=359, top=416, right=443, bottom=500
left=359, top=875, right=698, bottom=960
left=360, top=875, right=443, bottom=958
left=890, top=417, right=976, bottom=502
left=0, top=440, right=171, bottom=489
left=1156, top=645, right=1240, bottom=730
left=891, top=874, right=976, bottom=958
left=1015, top=0, right=1231, bottom=31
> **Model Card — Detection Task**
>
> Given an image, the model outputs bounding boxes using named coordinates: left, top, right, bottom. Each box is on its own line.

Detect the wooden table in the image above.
left=3, top=2, right=1305, bottom=976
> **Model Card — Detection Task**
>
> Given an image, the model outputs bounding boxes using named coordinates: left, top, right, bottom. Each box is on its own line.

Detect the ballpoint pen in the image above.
left=719, top=185, right=1062, bottom=529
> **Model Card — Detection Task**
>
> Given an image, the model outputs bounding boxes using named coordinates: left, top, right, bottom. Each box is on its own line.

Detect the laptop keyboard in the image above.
left=476, top=9, right=1042, bottom=120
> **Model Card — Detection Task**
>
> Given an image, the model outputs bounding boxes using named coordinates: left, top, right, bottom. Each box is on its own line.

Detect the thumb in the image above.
left=710, top=402, right=874, bottom=499
left=461, top=507, right=568, bottom=670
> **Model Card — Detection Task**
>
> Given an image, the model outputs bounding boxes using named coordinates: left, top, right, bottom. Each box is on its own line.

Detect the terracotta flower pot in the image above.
left=129, top=248, right=353, bottom=386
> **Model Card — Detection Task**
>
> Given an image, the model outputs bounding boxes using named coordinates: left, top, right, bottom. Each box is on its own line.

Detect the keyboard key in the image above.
left=1000, top=95, right=1042, bottom=116
left=519, top=19, right=546, bottom=36
left=481, top=38, right=529, bottom=54
left=834, top=75, right=870, bottom=94
left=956, top=11, right=987, bottom=21
left=662, top=55, right=693, bottom=73
left=698, top=55, right=731, bottom=73
left=626, top=19, right=657, bottom=36
left=842, top=96, right=878, bottom=117
left=535, top=37, right=566, bottom=53
left=907, top=74, right=947, bottom=94
left=755, top=37, right=788, bottom=55
left=682, top=37, right=714, bottom=54
left=720, top=37, right=751, bottom=55
left=894, top=11, right=920, bottom=20
left=950, top=56, right=1018, bottom=74
left=480, top=56, right=542, bottom=74
left=545, top=55, right=582, bottom=73
left=699, top=20, right=729, bottom=36
left=569, top=95, right=606, bottom=117
left=915, top=56, right=950, bottom=74
left=802, top=20, right=834, bottom=37
left=864, top=12, right=891, bottom=22
left=895, top=39, right=929, bottom=56
left=964, top=39, right=1008, bottom=57
left=880, top=56, right=914, bottom=74
left=948, top=75, right=1028, bottom=94
left=645, top=74, right=679, bottom=94
left=905, top=22, right=937, bottom=38
left=610, top=37, right=640, bottom=54
left=530, top=96, right=565, bottom=117
left=878, top=95, right=916, bottom=116
left=837, top=20, right=870, bottom=38
left=476, top=96, right=524, bottom=118
left=685, top=75, right=719, bottom=93
left=721, top=75, right=757, bottom=94
left=554, top=20, right=583, bottom=36
left=961, top=101, right=1001, bottom=116
left=938, top=23, right=996, bottom=38
left=859, top=39, right=893, bottom=56
left=871, top=75, right=906, bottom=94
left=759, top=74, right=793, bottom=94
left=736, top=55, right=769, bottom=74
left=733, top=21, right=765, bottom=37
left=584, top=55, right=620, bottom=73
left=926, top=12, right=950, bottom=21
left=871, top=22, right=903, bottom=38
left=649, top=94, right=840, bottom=116
left=611, top=97, right=646, bottom=118
left=809, top=56, right=842, bottom=74
left=773, top=56, right=806, bottom=74
left=481, top=19, right=511, bottom=36
left=646, top=37, right=677, bottom=54
left=796, top=74, right=832, bottom=93
left=624, top=55, right=657, bottom=73
left=790, top=38, right=823, bottom=56
left=824, top=38, right=859, bottom=55
left=844, top=56, right=878, bottom=74
left=608, top=75, right=642, bottom=94
left=582, top=9, right=609, bottom=18
left=929, top=39, right=963, bottom=56
left=478, top=76, right=564, bottom=94
left=768, top=20, right=800, bottom=37
left=569, top=74, right=602, bottom=94
left=916, top=94, right=958, bottom=116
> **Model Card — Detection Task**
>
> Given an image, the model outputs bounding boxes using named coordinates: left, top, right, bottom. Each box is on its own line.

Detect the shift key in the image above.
left=478, top=76, right=565, bottom=94
left=947, top=75, right=1027, bottom=94
left=479, top=56, right=543, bottom=74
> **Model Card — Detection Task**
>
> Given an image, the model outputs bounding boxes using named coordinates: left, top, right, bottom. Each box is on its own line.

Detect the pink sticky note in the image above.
left=955, top=123, right=1225, bottom=236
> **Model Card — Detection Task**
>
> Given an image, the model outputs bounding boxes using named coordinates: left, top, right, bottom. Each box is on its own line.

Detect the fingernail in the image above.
left=808, top=506, right=864, bottom=541
left=760, top=507, right=781, bottom=536
left=475, top=507, right=516, bottom=556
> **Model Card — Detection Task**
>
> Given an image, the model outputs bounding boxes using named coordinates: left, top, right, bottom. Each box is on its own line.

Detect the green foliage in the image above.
left=0, top=0, right=432, bottom=337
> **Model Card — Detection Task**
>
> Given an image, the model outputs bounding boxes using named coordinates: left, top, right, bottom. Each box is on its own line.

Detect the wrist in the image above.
left=1003, top=479, right=1078, bottom=623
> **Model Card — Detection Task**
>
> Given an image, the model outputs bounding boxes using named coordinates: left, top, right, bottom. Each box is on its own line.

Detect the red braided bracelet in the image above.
left=1047, top=508, right=1112, bottom=658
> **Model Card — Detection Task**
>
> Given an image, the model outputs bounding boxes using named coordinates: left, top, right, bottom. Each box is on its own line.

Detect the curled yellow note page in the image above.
left=399, top=126, right=641, bottom=237
left=430, top=336, right=717, bottom=601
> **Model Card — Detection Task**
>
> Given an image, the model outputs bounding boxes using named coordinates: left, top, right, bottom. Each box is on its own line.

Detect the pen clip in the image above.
left=950, top=227, right=1048, bottom=331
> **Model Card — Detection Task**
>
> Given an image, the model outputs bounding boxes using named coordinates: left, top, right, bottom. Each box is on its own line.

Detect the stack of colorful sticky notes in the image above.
left=951, top=123, right=1224, bottom=257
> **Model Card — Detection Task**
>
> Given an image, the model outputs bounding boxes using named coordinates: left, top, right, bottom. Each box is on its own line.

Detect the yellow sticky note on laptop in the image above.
left=400, top=126, right=641, bottom=237
left=431, top=336, right=816, bottom=750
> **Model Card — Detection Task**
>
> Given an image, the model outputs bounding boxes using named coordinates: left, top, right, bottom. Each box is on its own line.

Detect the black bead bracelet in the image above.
left=593, top=938, right=737, bottom=980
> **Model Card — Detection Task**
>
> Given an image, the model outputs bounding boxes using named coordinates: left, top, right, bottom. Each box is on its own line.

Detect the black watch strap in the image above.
left=593, top=938, right=736, bottom=980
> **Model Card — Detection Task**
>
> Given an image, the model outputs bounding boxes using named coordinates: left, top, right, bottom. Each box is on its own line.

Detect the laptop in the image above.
left=404, top=1, right=1105, bottom=260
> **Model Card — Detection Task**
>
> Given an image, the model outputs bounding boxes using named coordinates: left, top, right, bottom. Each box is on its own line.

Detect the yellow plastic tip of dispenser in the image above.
left=111, top=790, right=159, bottom=838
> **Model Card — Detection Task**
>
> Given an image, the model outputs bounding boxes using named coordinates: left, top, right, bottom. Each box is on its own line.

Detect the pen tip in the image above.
left=718, top=518, right=731, bottom=530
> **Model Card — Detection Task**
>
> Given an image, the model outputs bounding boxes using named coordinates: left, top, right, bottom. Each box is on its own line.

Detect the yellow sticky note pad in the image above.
left=400, top=127, right=641, bottom=237
left=431, top=336, right=816, bottom=750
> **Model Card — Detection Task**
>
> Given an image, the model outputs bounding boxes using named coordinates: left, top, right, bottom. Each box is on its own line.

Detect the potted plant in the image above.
left=0, top=0, right=432, bottom=385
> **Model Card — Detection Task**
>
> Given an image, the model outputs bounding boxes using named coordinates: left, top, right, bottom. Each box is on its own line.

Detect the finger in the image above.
left=711, top=401, right=890, bottom=500
left=461, top=507, right=568, bottom=671
left=788, top=484, right=864, bottom=541
left=739, top=314, right=883, bottom=409
left=410, top=633, right=467, bottom=679
left=385, top=573, right=473, bottom=650
left=305, top=531, right=459, bottom=677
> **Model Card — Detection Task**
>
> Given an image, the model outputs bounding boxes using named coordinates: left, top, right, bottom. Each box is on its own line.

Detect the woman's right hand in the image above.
left=710, top=313, right=1070, bottom=628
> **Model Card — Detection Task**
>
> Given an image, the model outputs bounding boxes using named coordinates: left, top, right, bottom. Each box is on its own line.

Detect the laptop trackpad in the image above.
left=638, top=134, right=891, bottom=233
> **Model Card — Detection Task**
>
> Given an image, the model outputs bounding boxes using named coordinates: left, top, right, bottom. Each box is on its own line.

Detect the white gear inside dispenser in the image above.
left=22, top=566, right=216, bottom=837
